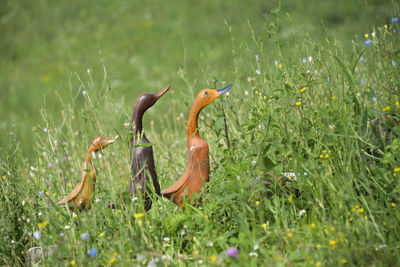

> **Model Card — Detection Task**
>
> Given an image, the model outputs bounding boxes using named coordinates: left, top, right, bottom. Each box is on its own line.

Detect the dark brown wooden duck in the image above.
left=130, top=85, right=170, bottom=211
left=162, top=84, right=232, bottom=208
left=58, top=136, right=117, bottom=211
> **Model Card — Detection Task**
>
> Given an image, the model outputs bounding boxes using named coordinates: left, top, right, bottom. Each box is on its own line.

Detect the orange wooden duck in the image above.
left=58, top=136, right=117, bottom=211
left=162, top=84, right=232, bottom=208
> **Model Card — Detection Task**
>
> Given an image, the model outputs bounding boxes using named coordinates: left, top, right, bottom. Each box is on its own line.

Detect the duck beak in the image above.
left=217, top=83, right=233, bottom=96
left=155, top=85, right=170, bottom=99
left=107, top=135, right=119, bottom=145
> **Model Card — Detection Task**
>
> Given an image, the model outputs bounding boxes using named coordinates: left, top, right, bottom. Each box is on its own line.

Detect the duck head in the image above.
left=194, top=84, right=232, bottom=110
left=89, top=136, right=118, bottom=152
left=135, top=85, right=170, bottom=115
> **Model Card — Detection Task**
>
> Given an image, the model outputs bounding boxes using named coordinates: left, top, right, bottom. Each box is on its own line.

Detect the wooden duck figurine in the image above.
left=130, top=85, right=170, bottom=211
left=162, top=84, right=232, bottom=208
left=58, top=136, right=117, bottom=211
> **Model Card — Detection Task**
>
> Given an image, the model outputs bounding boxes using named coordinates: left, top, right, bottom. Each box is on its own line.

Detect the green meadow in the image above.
left=1, top=0, right=400, bottom=265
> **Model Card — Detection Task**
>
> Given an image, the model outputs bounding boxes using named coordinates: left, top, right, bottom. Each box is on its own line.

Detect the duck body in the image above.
left=59, top=136, right=116, bottom=211
left=129, top=85, right=169, bottom=211
left=162, top=84, right=232, bottom=208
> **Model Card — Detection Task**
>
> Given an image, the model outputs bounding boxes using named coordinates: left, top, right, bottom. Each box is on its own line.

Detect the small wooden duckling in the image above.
left=162, top=84, right=232, bottom=208
left=58, top=136, right=117, bottom=211
left=130, top=85, right=170, bottom=211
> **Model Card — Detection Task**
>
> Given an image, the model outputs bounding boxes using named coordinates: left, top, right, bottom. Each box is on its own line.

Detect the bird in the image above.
left=130, top=85, right=170, bottom=211
left=162, top=83, right=232, bottom=208
left=58, top=136, right=117, bottom=211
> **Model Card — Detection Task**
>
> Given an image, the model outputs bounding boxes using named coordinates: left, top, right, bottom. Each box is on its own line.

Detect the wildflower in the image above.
left=357, top=208, right=364, bottom=213
left=33, top=231, right=41, bottom=240
left=372, top=97, right=377, bottom=102
left=329, top=125, right=335, bottom=131
left=114, top=252, right=119, bottom=257
left=359, top=56, right=364, bottom=62
left=39, top=191, right=44, bottom=196
left=107, top=257, right=116, bottom=264
left=261, top=223, right=267, bottom=229
left=207, top=241, right=214, bottom=247
left=392, top=17, right=399, bottom=23
left=38, top=211, right=42, bottom=217
left=65, top=225, right=71, bottom=230
left=73, top=213, right=77, bottom=219
left=22, top=200, right=26, bottom=206
left=295, top=101, right=301, bottom=106
left=382, top=106, right=391, bottom=112
left=99, top=232, right=105, bottom=237
left=48, top=162, right=53, bottom=168
left=329, top=240, right=337, bottom=246
left=251, top=160, right=256, bottom=166
left=330, top=227, right=335, bottom=232
left=332, top=96, right=336, bottom=100
left=278, top=64, right=282, bottom=69
left=287, top=232, right=294, bottom=238
left=115, top=209, right=121, bottom=214
left=88, top=248, right=98, bottom=258
left=70, top=260, right=76, bottom=266
left=253, top=244, right=259, bottom=250
left=393, top=61, right=398, bottom=66
left=2, top=176, right=5, bottom=180
left=360, top=79, right=364, bottom=84
left=372, top=32, right=376, bottom=37
left=300, top=88, right=306, bottom=93
left=256, top=69, right=261, bottom=75
left=364, top=33, right=369, bottom=38
left=134, top=213, right=144, bottom=219
left=249, top=252, right=258, bottom=257
left=302, top=58, right=307, bottom=63
left=311, top=223, right=316, bottom=228
left=37, top=222, right=48, bottom=228
left=226, top=247, right=238, bottom=258
left=391, top=202, right=395, bottom=207
left=244, top=90, right=249, bottom=96
left=60, top=232, right=64, bottom=236
left=288, top=196, right=293, bottom=203
left=163, top=237, right=170, bottom=242
left=298, top=209, right=306, bottom=216
left=255, top=201, right=260, bottom=206
left=308, top=56, right=312, bottom=62
left=81, top=232, right=89, bottom=240
left=364, top=40, right=371, bottom=46
left=211, top=255, right=217, bottom=264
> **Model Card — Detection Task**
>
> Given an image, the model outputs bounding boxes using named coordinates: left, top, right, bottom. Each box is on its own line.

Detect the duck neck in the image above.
left=186, top=101, right=202, bottom=145
left=132, top=108, right=144, bottom=134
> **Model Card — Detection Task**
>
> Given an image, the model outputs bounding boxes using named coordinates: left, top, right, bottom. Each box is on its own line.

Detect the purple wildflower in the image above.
left=359, top=57, right=364, bottom=62
left=33, top=231, right=41, bottom=240
left=255, top=69, right=260, bottom=75
left=48, top=163, right=53, bottom=168
left=226, top=247, right=238, bottom=258
left=364, top=40, right=371, bottom=46
left=302, top=58, right=307, bottom=63
left=39, top=191, right=44, bottom=196
left=392, top=17, right=399, bottom=23
left=81, top=233, right=89, bottom=240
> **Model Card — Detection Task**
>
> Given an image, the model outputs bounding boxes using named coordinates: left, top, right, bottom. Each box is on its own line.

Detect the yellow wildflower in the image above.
left=99, top=232, right=105, bottom=237
left=288, top=196, right=293, bottom=203
left=329, top=240, right=337, bottom=246
left=107, top=257, right=116, bottom=264
left=316, top=244, right=321, bottom=249
left=391, top=202, right=395, bottom=207
left=311, top=223, right=316, bottom=228
left=341, top=259, right=348, bottom=264
left=278, top=64, right=282, bottom=69
left=38, top=222, right=48, bottom=228
left=113, top=252, right=119, bottom=257
left=287, top=232, right=294, bottom=238
left=396, top=101, right=399, bottom=107
left=134, top=213, right=145, bottom=219
left=296, top=101, right=301, bottom=106
left=324, top=154, right=329, bottom=158
left=330, top=227, right=335, bottom=232
left=211, top=255, right=217, bottom=264
left=357, top=208, right=364, bottom=213
left=300, top=88, right=306, bottom=93
left=261, top=223, right=267, bottom=229
left=382, top=106, right=391, bottom=112
left=115, top=209, right=121, bottom=214
left=394, top=168, right=400, bottom=172
left=316, top=261, right=321, bottom=267
left=364, top=33, right=369, bottom=38
left=2, top=176, right=5, bottom=180
left=194, top=250, right=199, bottom=255
left=142, top=261, right=147, bottom=265
left=70, top=260, right=76, bottom=266
left=332, top=96, right=336, bottom=100
left=255, top=201, right=260, bottom=206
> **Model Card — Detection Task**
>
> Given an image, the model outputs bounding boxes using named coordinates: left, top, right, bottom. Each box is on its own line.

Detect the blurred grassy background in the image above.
left=0, top=0, right=395, bottom=159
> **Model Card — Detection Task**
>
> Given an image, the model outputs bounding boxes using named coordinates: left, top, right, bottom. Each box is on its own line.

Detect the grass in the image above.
left=1, top=0, right=400, bottom=266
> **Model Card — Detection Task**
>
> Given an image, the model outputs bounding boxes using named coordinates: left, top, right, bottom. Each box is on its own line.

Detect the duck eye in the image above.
left=205, top=92, right=208, bottom=96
